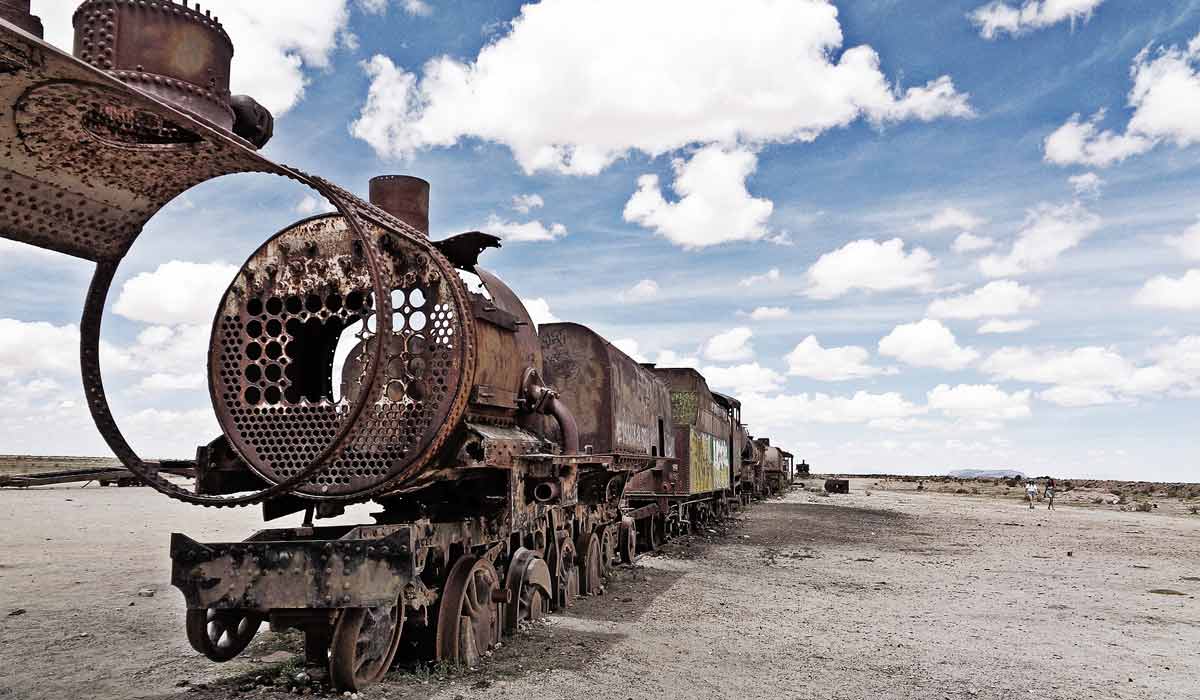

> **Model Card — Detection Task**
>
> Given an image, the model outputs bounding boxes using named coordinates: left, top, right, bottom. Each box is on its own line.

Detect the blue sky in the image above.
left=3, top=0, right=1199, bottom=481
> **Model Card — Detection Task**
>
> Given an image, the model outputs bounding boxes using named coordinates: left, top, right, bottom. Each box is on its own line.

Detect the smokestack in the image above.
left=369, top=176, right=430, bottom=236
left=69, top=0, right=272, bottom=148
left=0, top=0, right=43, bottom=38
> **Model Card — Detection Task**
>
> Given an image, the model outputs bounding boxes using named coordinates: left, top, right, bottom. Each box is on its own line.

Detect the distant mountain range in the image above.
left=947, top=469, right=1026, bottom=480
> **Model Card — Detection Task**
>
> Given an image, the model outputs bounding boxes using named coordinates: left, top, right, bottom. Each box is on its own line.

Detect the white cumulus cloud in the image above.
left=741, top=391, right=925, bottom=429
left=979, top=202, right=1101, bottom=277
left=927, top=384, right=1032, bottom=421
left=351, top=0, right=971, bottom=175
left=739, top=268, right=782, bottom=288
left=786, top=336, right=889, bottom=382
left=1166, top=217, right=1200, bottom=260
left=928, top=280, right=1041, bottom=320
left=618, top=280, right=660, bottom=304
left=523, top=298, right=560, bottom=328
left=978, top=319, right=1039, bottom=334
left=484, top=215, right=567, bottom=243
left=624, top=146, right=774, bottom=248
left=971, top=0, right=1105, bottom=39
left=701, top=363, right=786, bottom=395
left=806, top=239, right=937, bottom=300
left=702, top=327, right=755, bottom=363
left=953, top=232, right=996, bottom=254
left=879, top=320, right=979, bottom=370
left=1044, top=34, right=1200, bottom=168
left=1068, top=172, right=1105, bottom=198
left=1134, top=270, right=1200, bottom=311
left=746, top=307, right=792, bottom=321
left=113, top=261, right=238, bottom=326
left=922, top=207, right=985, bottom=233
left=512, top=194, right=545, bottom=214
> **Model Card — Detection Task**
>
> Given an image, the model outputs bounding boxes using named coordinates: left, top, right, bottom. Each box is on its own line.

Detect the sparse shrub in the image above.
left=1092, top=496, right=1105, bottom=505
left=1189, top=505, right=1198, bottom=515
left=1117, top=493, right=1128, bottom=505
left=970, top=487, right=980, bottom=495
left=955, top=488, right=969, bottom=494
left=1062, top=481, right=1074, bottom=491
left=1135, top=502, right=1153, bottom=513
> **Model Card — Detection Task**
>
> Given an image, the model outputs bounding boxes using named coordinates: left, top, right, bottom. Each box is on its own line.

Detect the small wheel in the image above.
left=329, top=603, right=404, bottom=691
left=577, top=532, right=603, bottom=596
left=639, top=517, right=660, bottom=552
left=186, top=608, right=262, bottom=662
left=548, top=535, right=579, bottom=610
left=503, top=548, right=551, bottom=635
left=436, top=556, right=502, bottom=665
left=597, top=525, right=618, bottom=575
left=618, top=520, right=637, bottom=564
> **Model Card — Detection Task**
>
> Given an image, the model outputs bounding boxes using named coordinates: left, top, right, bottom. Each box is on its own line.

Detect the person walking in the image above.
left=1025, top=481, right=1038, bottom=509
left=1045, top=478, right=1056, bottom=511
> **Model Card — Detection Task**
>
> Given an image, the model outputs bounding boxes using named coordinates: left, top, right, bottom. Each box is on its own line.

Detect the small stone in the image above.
left=294, top=672, right=310, bottom=684
left=137, top=589, right=156, bottom=598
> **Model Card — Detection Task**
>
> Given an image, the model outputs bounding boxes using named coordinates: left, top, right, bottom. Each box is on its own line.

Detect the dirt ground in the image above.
left=2, top=479, right=1198, bottom=700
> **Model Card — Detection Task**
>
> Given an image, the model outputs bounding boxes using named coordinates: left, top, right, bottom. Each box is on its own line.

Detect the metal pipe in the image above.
left=545, top=395, right=579, bottom=455
left=369, top=176, right=430, bottom=236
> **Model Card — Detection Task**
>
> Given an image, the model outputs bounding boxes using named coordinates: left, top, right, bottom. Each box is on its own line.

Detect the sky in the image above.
left=2, top=0, right=1199, bottom=481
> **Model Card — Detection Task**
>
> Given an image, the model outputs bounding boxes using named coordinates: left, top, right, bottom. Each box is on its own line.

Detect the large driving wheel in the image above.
left=186, top=608, right=262, bottom=662
left=436, top=556, right=502, bottom=666
left=503, top=548, right=552, bottom=635
left=329, top=603, right=404, bottom=691
left=577, top=532, right=603, bottom=596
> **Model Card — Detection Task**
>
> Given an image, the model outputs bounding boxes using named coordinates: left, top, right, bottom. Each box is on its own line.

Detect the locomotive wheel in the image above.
left=185, top=608, right=262, bottom=662
left=503, top=548, right=551, bottom=635
left=597, top=525, right=618, bottom=575
left=436, top=556, right=501, bottom=666
left=618, top=520, right=637, bottom=564
left=548, top=535, right=579, bottom=610
left=329, top=603, right=404, bottom=691
left=644, top=517, right=660, bottom=552
left=577, top=532, right=603, bottom=596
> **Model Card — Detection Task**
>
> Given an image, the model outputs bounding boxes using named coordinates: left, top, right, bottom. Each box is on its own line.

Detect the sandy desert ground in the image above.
left=1, top=479, right=1198, bottom=700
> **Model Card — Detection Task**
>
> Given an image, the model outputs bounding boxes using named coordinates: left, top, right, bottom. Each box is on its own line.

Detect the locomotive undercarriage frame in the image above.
left=170, top=428, right=647, bottom=689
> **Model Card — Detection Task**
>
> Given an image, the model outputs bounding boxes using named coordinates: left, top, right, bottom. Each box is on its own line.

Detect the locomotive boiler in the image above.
left=0, top=2, right=798, bottom=691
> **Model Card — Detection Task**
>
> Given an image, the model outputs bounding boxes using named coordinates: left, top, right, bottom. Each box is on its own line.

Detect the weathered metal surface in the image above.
left=0, top=0, right=42, bottom=37
left=72, top=0, right=236, bottom=131
left=540, top=322, right=674, bottom=458
left=0, top=22, right=472, bottom=506
left=170, top=525, right=417, bottom=611
left=211, top=211, right=476, bottom=500
left=369, top=175, right=429, bottom=235
left=628, top=368, right=730, bottom=497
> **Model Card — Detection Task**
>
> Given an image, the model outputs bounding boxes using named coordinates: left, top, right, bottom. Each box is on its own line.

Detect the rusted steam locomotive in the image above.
left=0, top=2, right=800, bottom=691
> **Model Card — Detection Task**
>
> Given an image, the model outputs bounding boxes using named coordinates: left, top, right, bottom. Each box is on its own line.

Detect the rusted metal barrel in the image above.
left=370, top=176, right=430, bottom=236
left=0, top=0, right=42, bottom=37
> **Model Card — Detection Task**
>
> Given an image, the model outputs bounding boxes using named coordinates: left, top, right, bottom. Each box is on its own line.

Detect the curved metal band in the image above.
left=79, top=187, right=392, bottom=508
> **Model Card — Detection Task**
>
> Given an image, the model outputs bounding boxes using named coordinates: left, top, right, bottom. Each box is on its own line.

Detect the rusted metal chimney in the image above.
left=369, top=176, right=430, bottom=236
left=69, top=0, right=273, bottom=148
left=0, top=0, right=43, bottom=38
